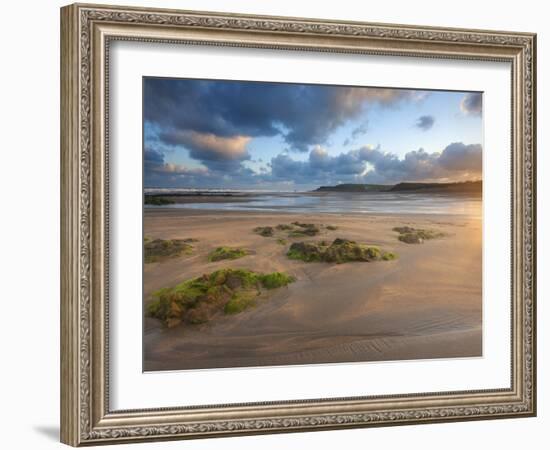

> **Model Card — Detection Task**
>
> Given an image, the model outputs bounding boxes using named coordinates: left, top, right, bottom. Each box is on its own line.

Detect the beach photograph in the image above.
left=142, top=77, right=483, bottom=371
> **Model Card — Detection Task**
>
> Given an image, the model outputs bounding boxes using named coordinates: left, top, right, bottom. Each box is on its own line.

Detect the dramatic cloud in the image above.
left=144, top=149, right=208, bottom=176
left=144, top=78, right=424, bottom=153
left=438, top=142, right=482, bottom=171
left=145, top=140, right=481, bottom=188
left=415, top=115, right=435, bottom=131
left=460, top=93, right=482, bottom=115
left=269, top=142, right=482, bottom=186
left=144, top=144, right=265, bottom=188
left=144, top=148, right=211, bottom=187
left=142, top=78, right=481, bottom=189
left=161, top=130, right=251, bottom=163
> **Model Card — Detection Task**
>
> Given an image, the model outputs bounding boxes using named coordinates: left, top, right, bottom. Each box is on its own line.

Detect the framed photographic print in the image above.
left=60, top=3, right=537, bottom=446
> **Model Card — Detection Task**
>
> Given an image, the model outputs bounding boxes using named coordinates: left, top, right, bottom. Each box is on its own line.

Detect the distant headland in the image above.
left=314, top=180, right=482, bottom=194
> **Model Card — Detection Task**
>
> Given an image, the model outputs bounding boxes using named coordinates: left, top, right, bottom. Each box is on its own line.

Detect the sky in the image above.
left=143, top=77, right=483, bottom=191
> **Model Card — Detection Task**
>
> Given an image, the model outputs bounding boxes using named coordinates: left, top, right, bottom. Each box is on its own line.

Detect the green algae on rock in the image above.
left=393, top=226, right=446, bottom=244
left=146, top=268, right=295, bottom=327
left=289, top=222, right=321, bottom=237
left=253, top=226, right=275, bottom=237
left=275, top=224, right=293, bottom=231
left=208, top=246, right=249, bottom=262
left=382, top=251, right=398, bottom=260
left=144, top=238, right=197, bottom=263
left=255, top=222, right=337, bottom=239
left=287, top=238, right=397, bottom=264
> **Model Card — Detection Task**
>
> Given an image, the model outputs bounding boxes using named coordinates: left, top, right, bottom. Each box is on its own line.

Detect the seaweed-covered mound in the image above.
left=254, top=226, right=274, bottom=237
left=288, top=222, right=320, bottom=237
left=146, top=268, right=295, bottom=327
left=144, top=238, right=197, bottom=263
left=287, top=238, right=397, bottom=264
left=208, top=246, right=249, bottom=262
left=254, top=222, right=337, bottom=239
left=275, top=224, right=293, bottom=231
left=393, top=226, right=445, bottom=244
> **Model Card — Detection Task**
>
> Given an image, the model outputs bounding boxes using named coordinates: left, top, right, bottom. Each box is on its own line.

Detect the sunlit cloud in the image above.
left=269, top=142, right=482, bottom=185
left=162, top=130, right=251, bottom=162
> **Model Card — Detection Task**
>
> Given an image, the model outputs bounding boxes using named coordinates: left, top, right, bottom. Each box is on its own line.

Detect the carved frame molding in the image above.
left=60, top=3, right=536, bottom=446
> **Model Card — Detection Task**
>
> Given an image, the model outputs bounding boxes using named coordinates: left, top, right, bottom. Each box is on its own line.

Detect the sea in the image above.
left=144, top=189, right=482, bottom=217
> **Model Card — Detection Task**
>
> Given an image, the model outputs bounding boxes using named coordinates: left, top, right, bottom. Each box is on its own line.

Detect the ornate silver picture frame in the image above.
left=60, top=3, right=536, bottom=446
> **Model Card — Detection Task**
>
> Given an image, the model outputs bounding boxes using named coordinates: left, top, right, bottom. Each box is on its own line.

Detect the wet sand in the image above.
left=143, top=209, right=482, bottom=371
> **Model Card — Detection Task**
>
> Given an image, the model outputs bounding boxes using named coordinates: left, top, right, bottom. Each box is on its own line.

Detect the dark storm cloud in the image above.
left=460, top=93, right=482, bottom=115
left=144, top=78, right=418, bottom=153
left=415, top=115, right=435, bottom=131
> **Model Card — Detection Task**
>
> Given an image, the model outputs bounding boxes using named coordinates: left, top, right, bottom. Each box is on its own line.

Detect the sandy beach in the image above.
left=143, top=207, right=482, bottom=371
